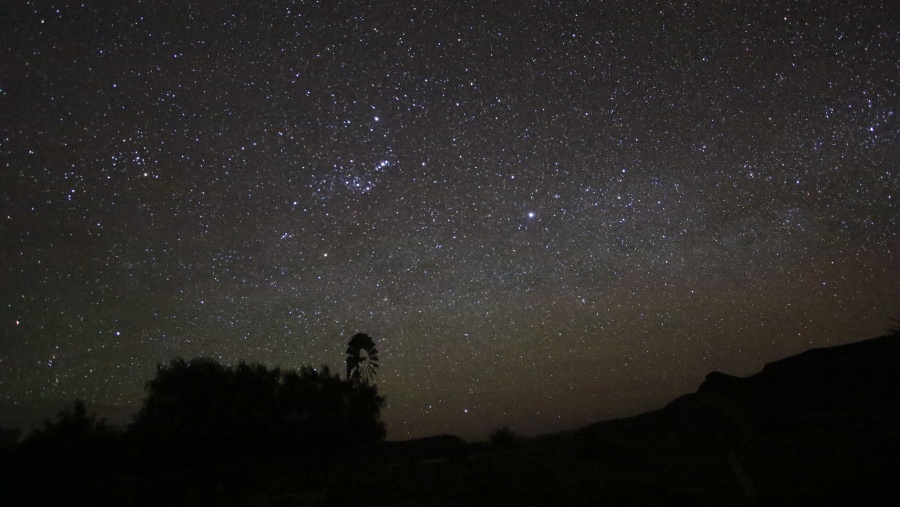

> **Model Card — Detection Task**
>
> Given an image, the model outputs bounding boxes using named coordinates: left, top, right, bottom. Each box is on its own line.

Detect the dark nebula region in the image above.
left=2, top=1, right=898, bottom=440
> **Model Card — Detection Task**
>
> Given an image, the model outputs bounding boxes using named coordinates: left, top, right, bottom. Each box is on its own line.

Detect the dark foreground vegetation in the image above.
left=2, top=331, right=899, bottom=506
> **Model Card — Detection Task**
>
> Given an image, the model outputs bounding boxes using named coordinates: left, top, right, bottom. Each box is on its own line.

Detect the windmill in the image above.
left=346, top=333, right=379, bottom=385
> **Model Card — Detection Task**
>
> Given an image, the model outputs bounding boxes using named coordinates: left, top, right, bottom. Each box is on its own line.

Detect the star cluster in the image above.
left=2, top=1, right=898, bottom=439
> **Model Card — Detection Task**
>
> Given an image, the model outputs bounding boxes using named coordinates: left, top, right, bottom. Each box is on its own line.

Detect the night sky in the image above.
left=2, top=1, right=898, bottom=441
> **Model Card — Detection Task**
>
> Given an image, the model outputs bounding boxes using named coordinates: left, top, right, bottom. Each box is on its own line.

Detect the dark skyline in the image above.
left=2, top=0, right=898, bottom=440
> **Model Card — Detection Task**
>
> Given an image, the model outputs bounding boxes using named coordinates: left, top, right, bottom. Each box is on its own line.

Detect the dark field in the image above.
left=3, top=425, right=896, bottom=506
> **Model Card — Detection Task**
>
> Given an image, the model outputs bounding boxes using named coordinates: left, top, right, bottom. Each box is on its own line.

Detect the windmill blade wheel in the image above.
left=346, top=333, right=379, bottom=384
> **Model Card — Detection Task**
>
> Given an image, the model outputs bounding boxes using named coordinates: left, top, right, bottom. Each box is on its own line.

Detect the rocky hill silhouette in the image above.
left=580, top=332, right=900, bottom=505
left=590, top=333, right=899, bottom=436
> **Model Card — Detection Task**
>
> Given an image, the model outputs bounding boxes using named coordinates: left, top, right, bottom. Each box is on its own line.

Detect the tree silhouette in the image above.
left=489, top=426, right=519, bottom=450
left=131, top=357, right=385, bottom=461
left=12, top=401, right=122, bottom=506
left=346, top=333, right=379, bottom=385
left=23, top=400, right=116, bottom=455
left=280, top=365, right=386, bottom=454
left=18, top=400, right=119, bottom=480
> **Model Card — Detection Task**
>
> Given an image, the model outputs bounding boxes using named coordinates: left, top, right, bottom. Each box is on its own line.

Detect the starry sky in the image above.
left=2, top=0, right=898, bottom=441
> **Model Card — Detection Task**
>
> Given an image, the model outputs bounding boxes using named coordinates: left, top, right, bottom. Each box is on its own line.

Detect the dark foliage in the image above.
left=0, top=426, right=21, bottom=449
left=488, top=426, right=519, bottom=450
left=6, top=401, right=122, bottom=506
left=20, top=400, right=119, bottom=461
left=130, top=358, right=385, bottom=461
left=2, top=353, right=389, bottom=505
